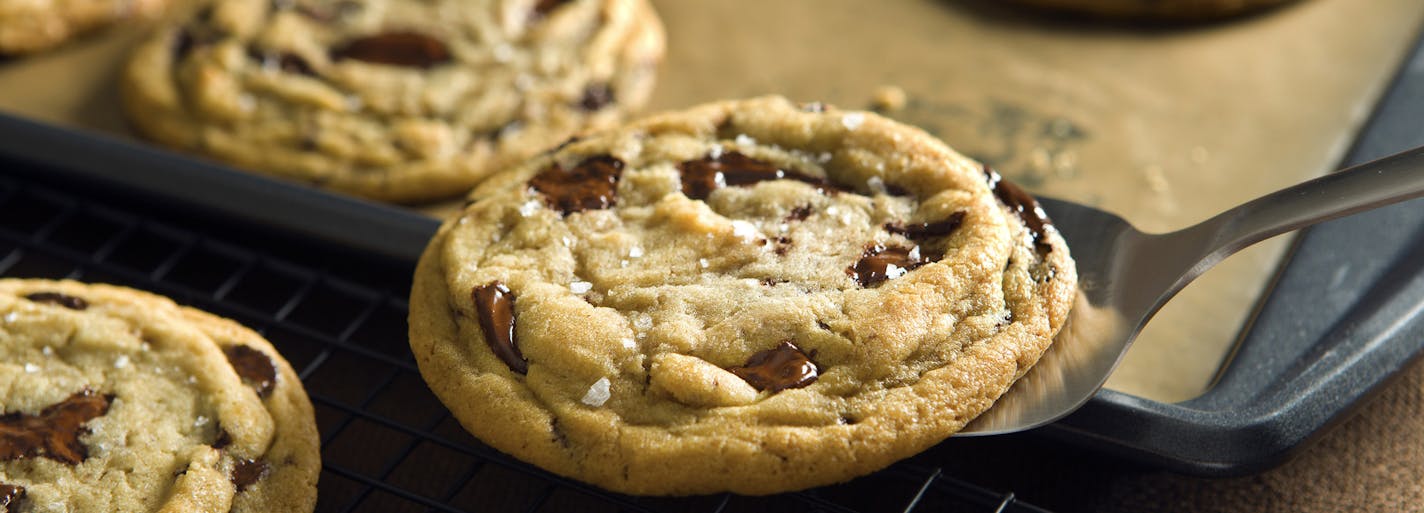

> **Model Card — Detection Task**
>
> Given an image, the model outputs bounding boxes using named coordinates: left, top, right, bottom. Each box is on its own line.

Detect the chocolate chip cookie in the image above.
left=120, top=0, right=664, bottom=203
left=0, top=279, right=319, bottom=512
left=408, top=96, right=1078, bottom=495
left=0, top=0, right=169, bottom=54
left=1009, top=0, right=1299, bottom=20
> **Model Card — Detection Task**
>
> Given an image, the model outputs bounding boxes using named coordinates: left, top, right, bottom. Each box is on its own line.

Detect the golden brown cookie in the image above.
left=121, top=0, right=665, bottom=203
left=0, top=279, right=319, bottom=512
left=408, top=96, right=1078, bottom=495
left=0, top=0, right=169, bottom=54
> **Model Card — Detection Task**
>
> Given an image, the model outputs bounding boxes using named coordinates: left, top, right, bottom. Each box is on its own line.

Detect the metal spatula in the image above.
left=960, top=145, right=1424, bottom=436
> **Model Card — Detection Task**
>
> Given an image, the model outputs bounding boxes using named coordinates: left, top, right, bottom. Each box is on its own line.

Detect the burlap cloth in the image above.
left=926, top=356, right=1424, bottom=512
left=1098, top=357, right=1424, bottom=512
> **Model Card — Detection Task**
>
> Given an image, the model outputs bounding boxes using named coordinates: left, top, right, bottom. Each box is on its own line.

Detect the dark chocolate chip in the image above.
left=881, top=181, right=912, bottom=197
left=846, top=243, right=929, bottom=287
left=727, top=341, right=819, bottom=392
left=529, top=155, right=624, bottom=215
left=984, top=165, right=1053, bottom=255
left=331, top=31, right=453, bottom=69
left=172, top=12, right=223, bottom=61
left=0, top=389, right=113, bottom=465
left=230, top=458, right=269, bottom=492
left=885, top=211, right=967, bottom=241
left=212, top=428, right=232, bottom=450
left=772, top=236, right=792, bottom=256
left=173, top=29, right=199, bottom=59
left=579, top=83, right=615, bottom=111
left=23, top=292, right=88, bottom=310
left=0, top=483, right=23, bottom=512
left=472, top=283, right=527, bottom=374
left=785, top=205, right=813, bottom=222
left=223, top=345, right=277, bottom=398
left=677, top=152, right=840, bottom=200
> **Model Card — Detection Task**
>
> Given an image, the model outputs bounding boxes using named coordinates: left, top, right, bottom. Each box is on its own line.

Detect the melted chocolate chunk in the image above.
left=885, top=211, right=966, bottom=241
left=678, top=152, right=839, bottom=200
left=23, top=291, right=88, bottom=310
left=529, top=155, right=624, bottom=215
left=727, top=341, right=819, bottom=392
left=472, top=283, right=527, bottom=374
left=984, top=166, right=1052, bottom=254
left=0, top=389, right=113, bottom=465
left=531, top=0, right=572, bottom=19
left=331, top=32, right=452, bottom=69
left=579, top=83, right=614, bottom=111
left=223, top=345, right=277, bottom=398
left=846, top=244, right=929, bottom=287
left=0, top=483, right=23, bottom=511
left=230, top=458, right=269, bottom=491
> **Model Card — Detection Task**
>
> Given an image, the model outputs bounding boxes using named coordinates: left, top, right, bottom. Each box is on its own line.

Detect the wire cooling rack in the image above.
left=0, top=159, right=1053, bottom=513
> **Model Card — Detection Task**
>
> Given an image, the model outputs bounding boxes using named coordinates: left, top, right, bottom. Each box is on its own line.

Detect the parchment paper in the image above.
left=1, top=0, right=1421, bottom=401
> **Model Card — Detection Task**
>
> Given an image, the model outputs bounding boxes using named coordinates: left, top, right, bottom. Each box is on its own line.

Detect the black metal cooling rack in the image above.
left=0, top=159, right=1052, bottom=513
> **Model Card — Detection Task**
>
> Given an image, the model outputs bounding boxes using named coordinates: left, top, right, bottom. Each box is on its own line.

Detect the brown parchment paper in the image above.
left=1, top=0, right=1421, bottom=402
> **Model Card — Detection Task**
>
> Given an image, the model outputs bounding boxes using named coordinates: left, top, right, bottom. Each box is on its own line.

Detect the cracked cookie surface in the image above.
left=121, top=0, right=664, bottom=203
left=408, top=96, right=1077, bottom=495
left=0, top=279, right=318, bottom=512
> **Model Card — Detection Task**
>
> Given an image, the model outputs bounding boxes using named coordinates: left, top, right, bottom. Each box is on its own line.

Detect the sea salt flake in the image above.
left=734, top=134, right=756, bottom=147
left=730, top=220, right=758, bottom=240
left=114, top=355, right=130, bottom=369
left=3, top=312, right=17, bottom=323
left=628, top=246, right=644, bottom=258
left=194, top=415, right=209, bottom=428
left=42, top=346, right=53, bottom=356
left=841, top=113, right=865, bottom=130
left=24, top=363, right=39, bottom=373
left=709, top=144, right=725, bottom=159
left=867, top=176, right=888, bottom=195
left=698, top=258, right=710, bottom=269
left=908, top=246, right=922, bottom=260
left=817, top=152, right=833, bottom=164
left=581, top=377, right=611, bottom=407
left=620, top=337, right=637, bottom=349
left=569, top=281, right=593, bottom=294
left=518, top=200, right=541, bottom=217
left=633, top=313, right=653, bottom=331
